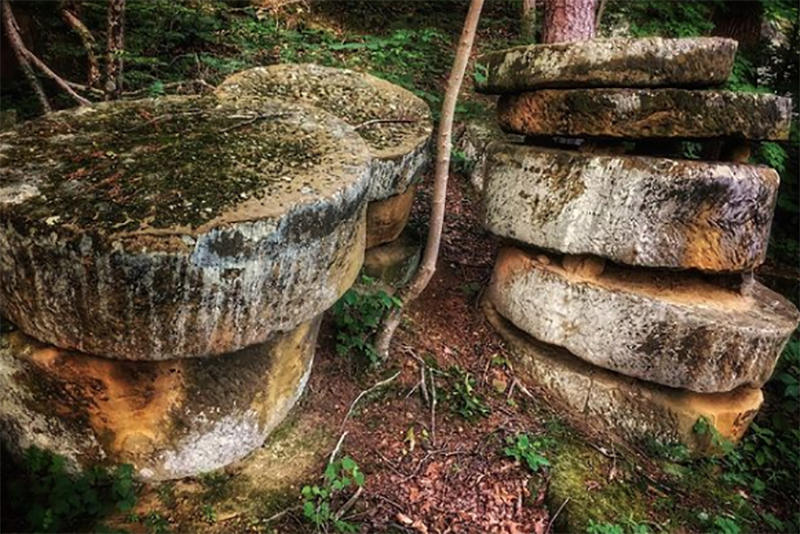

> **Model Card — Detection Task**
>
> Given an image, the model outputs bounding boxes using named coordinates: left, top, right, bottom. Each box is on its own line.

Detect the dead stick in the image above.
left=340, top=371, right=401, bottom=431
left=329, top=431, right=348, bottom=465
left=1, top=0, right=51, bottom=112
left=334, top=486, right=363, bottom=521
left=354, top=118, right=417, bottom=130
left=430, top=369, right=437, bottom=446
left=546, top=497, right=570, bottom=534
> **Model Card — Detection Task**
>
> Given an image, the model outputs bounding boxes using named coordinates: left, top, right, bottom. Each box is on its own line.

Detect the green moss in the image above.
left=546, top=438, right=649, bottom=533
left=1, top=96, right=331, bottom=234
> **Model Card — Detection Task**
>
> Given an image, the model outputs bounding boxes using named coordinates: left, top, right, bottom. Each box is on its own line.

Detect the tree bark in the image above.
left=521, top=0, right=536, bottom=42
left=61, top=2, right=101, bottom=88
left=374, top=0, right=485, bottom=360
left=1, top=0, right=51, bottom=113
left=542, top=0, right=596, bottom=44
left=105, top=0, right=125, bottom=99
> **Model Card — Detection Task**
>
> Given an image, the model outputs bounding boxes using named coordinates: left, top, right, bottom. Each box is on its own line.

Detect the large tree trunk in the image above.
left=542, top=0, right=596, bottom=44
left=105, top=0, right=125, bottom=99
left=374, top=0, right=485, bottom=360
left=1, top=0, right=50, bottom=113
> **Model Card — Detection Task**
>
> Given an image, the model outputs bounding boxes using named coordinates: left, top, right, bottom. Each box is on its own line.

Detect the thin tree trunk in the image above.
left=522, top=0, right=536, bottom=43
left=61, top=2, right=101, bottom=88
left=105, top=0, right=125, bottom=99
left=2, top=0, right=50, bottom=113
left=374, top=0, right=485, bottom=360
left=542, top=0, right=596, bottom=43
left=595, top=0, right=607, bottom=33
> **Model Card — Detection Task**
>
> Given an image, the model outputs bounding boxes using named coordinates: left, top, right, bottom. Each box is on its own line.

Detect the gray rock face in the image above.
left=453, top=120, right=524, bottom=192
left=0, top=317, right=320, bottom=481
left=0, top=96, right=371, bottom=360
left=498, top=89, right=792, bottom=140
left=216, top=64, right=434, bottom=201
left=477, top=37, right=738, bottom=94
left=484, top=299, right=763, bottom=454
left=483, top=144, right=779, bottom=272
left=489, top=247, right=800, bottom=393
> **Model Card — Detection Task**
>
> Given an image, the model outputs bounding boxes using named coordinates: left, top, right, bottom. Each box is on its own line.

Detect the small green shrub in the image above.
left=301, top=456, right=365, bottom=533
left=332, top=279, right=402, bottom=367
left=446, top=366, right=491, bottom=421
left=4, top=447, right=137, bottom=533
left=503, top=433, right=551, bottom=473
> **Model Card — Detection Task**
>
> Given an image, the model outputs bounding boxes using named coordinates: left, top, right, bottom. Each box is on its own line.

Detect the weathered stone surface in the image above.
left=477, top=37, right=737, bottom=94
left=366, top=185, right=416, bottom=249
left=0, top=317, right=319, bottom=481
left=489, top=247, right=800, bottom=393
left=363, top=229, right=422, bottom=288
left=217, top=64, right=433, bottom=201
left=498, top=89, right=792, bottom=140
left=483, top=144, right=779, bottom=272
left=453, top=120, right=524, bottom=192
left=484, top=299, right=763, bottom=453
left=0, top=96, right=370, bottom=360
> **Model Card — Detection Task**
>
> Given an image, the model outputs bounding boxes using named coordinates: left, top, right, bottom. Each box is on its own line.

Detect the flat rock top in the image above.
left=0, top=95, right=371, bottom=240
left=477, top=37, right=738, bottom=93
left=498, top=88, right=792, bottom=140
left=216, top=64, right=433, bottom=159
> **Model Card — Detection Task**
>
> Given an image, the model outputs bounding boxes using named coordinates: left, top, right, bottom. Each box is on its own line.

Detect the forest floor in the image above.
left=94, top=167, right=799, bottom=534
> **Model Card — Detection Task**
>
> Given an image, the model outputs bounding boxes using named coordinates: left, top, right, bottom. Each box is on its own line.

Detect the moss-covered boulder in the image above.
left=498, top=89, right=792, bottom=140
left=488, top=247, right=800, bottom=393
left=483, top=143, right=779, bottom=272
left=0, top=317, right=320, bottom=481
left=476, top=37, right=737, bottom=93
left=216, top=64, right=433, bottom=201
left=0, top=96, right=370, bottom=360
left=366, top=185, right=416, bottom=249
left=484, top=299, right=763, bottom=455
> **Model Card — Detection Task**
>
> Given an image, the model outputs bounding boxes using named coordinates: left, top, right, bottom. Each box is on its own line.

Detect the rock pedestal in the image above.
left=477, top=37, right=799, bottom=453
left=0, top=69, right=415, bottom=478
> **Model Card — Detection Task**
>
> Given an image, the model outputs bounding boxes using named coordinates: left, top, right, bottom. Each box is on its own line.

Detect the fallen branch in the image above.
left=329, top=431, right=349, bottom=465
left=61, top=4, right=101, bottom=87
left=340, top=370, right=401, bottom=431
left=2, top=0, right=90, bottom=106
left=546, top=497, right=570, bottom=534
left=429, top=368, right=437, bottom=446
left=374, top=0, right=485, bottom=360
left=354, top=118, right=417, bottom=130
left=334, top=486, right=363, bottom=521
left=1, top=0, right=51, bottom=112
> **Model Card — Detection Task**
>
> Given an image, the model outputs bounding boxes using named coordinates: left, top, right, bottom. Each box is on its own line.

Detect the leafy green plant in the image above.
left=143, top=510, right=170, bottom=534
left=202, top=504, right=217, bottom=524
left=503, top=433, right=552, bottom=473
left=301, top=456, right=365, bottom=533
left=712, top=515, right=742, bottom=534
left=446, top=366, right=491, bottom=420
left=586, top=520, right=624, bottom=534
left=332, top=278, right=402, bottom=367
left=4, top=447, right=137, bottom=533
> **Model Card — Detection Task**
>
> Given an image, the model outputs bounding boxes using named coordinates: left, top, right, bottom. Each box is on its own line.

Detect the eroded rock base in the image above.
left=362, top=228, right=422, bottom=288
left=484, top=298, right=762, bottom=454
left=0, top=318, right=321, bottom=481
left=366, top=185, right=417, bottom=250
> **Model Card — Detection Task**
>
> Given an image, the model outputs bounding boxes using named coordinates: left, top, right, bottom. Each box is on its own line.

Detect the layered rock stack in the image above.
left=0, top=80, right=428, bottom=480
left=216, top=64, right=433, bottom=288
left=476, top=37, right=800, bottom=452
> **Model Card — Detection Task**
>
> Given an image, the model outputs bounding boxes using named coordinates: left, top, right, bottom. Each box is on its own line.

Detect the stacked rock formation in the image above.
left=216, top=64, right=433, bottom=287
left=476, top=37, right=800, bottom=453
left=0, top=78, right=431, bottom=480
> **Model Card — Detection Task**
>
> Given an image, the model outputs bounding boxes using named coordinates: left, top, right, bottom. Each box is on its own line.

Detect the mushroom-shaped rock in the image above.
left=0, top=317, right=319, bottom=481
left=488, top=248, right=800, bottom=393
left=483, top=144, right=779, bottom=272
left=0, top=96, right=371, bottom=360
left=498, top=89, right=792, bottom=140
left=484, top=299, right=762, bottom=454
left=216, top=64, right=433, bottom=202
left=476, top=37, right=738, bottom=93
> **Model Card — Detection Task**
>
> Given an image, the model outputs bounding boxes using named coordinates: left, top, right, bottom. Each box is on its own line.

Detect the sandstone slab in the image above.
left=0, top=317, right=319, bottom=481
left=477, top=37, right=737, bottom=94
left=489, top=247, right=800, bottom=393
left=366, top=185, right=416, bottom=249
left=217, top=64, right=434, bottom=201
left=483, top=143, right=779, bottom=272
left=454, top=120, right=524, bottom=192
left=363, top=228, right=422, bottom=288
left=484, top=299, right=763, bottom=453
left=498, top=89, right=792, bottom=140
left=0, top=96, right=370, bottom=360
